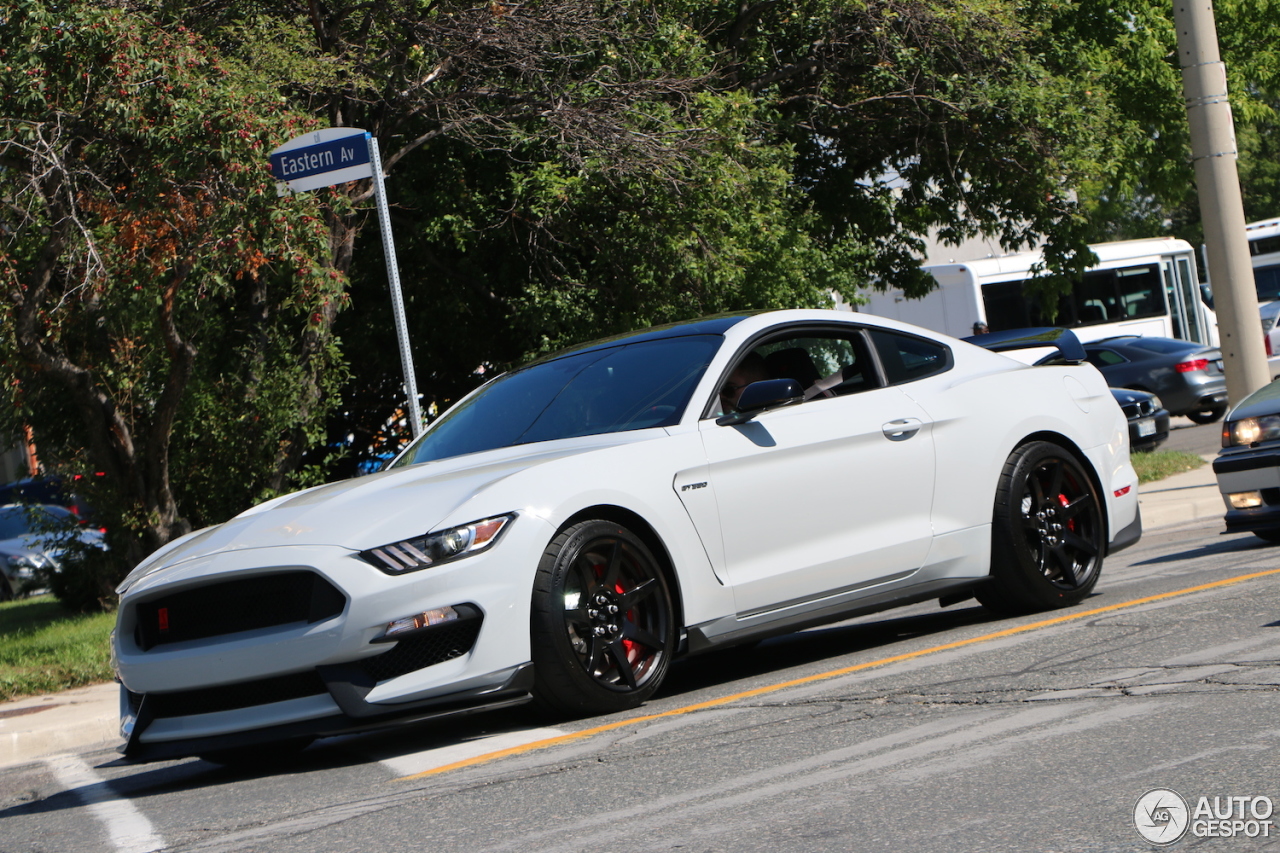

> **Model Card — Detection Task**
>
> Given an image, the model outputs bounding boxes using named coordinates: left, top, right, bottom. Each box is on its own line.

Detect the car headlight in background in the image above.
left=4, top=553, right=48, bottom=578
left=362, top=513, right=514, bottom=574
left=1223, top=415, right=1280, bottom=448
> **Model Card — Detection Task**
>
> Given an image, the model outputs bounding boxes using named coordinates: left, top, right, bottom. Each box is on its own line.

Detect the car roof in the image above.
left=528, top=312, right=759, bottom=367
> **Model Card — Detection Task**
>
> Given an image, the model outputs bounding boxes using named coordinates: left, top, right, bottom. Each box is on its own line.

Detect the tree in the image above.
left=0, top=5, right=345, bottom=604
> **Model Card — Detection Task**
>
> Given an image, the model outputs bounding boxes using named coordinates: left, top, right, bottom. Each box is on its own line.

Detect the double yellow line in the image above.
left=398, top=567, right=1280, bottom=781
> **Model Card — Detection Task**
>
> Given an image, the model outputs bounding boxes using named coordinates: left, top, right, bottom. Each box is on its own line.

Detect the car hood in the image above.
left=1227, top=378, right=1280, bottom=421
left=1109, top=387, right=1154, bottom=407
left=139, top=432, right=663, bottom=571
left=0, top=536, right=51, bottom=559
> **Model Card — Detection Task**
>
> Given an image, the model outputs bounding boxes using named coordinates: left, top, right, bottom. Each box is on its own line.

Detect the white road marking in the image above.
left=377, top=727, right=568, bottom=777
left=44, top=754, right=164, bottom=853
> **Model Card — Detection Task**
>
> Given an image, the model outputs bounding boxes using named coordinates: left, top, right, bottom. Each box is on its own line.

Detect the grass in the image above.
left=1131, top=449, right=1207, bottom=484
left=0, top=595, right=115, bottom=702
left=0, top=449, right=1209, bottom=704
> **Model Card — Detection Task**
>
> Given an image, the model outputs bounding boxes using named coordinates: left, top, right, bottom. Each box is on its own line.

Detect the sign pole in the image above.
left=269, top=127, right=424, bottom=439
left=366, top=135, right=424, bottom=438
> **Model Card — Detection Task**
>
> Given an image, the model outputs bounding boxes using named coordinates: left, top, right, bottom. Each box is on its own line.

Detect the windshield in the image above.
left=0, top=505, right=69, bottom=540
left=391, top=335, right=722, bottom=467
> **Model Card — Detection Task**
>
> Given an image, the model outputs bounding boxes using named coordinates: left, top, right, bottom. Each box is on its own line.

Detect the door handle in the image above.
left=882, top=418, right=922, bottom=441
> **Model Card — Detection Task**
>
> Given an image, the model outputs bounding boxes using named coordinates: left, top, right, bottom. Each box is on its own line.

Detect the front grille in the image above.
left=146, top=670, right=329, bottom=719
left=358, top=618, right=483, bottom=682
left=1121, top=398, right=1155, bottom=418
left=134, top=571, right=346, bottom=650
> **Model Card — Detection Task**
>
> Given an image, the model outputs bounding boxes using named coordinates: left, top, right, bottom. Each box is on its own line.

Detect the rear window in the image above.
left=1125, top=338, right=1198, bottom=355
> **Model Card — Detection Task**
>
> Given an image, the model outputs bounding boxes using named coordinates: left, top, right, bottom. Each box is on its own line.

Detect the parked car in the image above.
left=1259, top=301, right=1280, bottom=380
left=1082, top=336, right=1228, bottom=423
left=0, top=503, right=102, bottom=599
left=112, top=310, right=1140, bottom=764
left=1111, top=387, right=1170, bottom=453
left=1213, top=378, right=1280, bottom=543
left=0, top=474, right=101, bottom=521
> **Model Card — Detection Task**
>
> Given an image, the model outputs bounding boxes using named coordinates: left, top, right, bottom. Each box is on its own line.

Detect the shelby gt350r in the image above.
left=113, top=309, right=1141, bottom=762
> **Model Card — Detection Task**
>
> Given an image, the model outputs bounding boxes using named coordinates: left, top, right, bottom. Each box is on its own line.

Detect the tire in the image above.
left=530, top=520, right=675, bottom=716
left=0, top=577, right=13, bottom=602
left=1253, top=529, right=1280, bottom=544
left=1186, top=406, right=1226, bottom=425
left=976, top=441, right=1105, bottom=615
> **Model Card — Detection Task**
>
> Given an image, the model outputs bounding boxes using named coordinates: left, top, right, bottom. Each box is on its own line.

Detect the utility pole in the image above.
left=1173, top=0, right=1269, bottom=404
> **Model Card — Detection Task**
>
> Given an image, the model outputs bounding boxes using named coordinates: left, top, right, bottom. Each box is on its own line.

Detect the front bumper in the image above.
left=114, top=517, right=553, bottom=761
left=1213, top=448, right=1280, bottom=535
left=119, top=663, right=534, bottom=763
left=1127, top=409, right=1171, bottom=453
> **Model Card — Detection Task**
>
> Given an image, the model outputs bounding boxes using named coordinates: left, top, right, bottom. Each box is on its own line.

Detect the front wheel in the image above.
left=1186, top=406, right=1226, bottom=425
left=530, top=520, right=675, bottom=716
left=976, top=441, right=1105, bottom=615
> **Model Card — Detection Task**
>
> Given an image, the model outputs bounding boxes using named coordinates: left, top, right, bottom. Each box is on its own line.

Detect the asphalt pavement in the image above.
left=0, top=419, right=1233, bottom=771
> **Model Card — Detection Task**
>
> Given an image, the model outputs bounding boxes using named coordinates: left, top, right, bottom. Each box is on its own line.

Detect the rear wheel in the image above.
left=976, top=441, right=1105, bottom=615
left=530, top=520, right=675, bottom=716
left=1186, top=406, right=1226, bottom=425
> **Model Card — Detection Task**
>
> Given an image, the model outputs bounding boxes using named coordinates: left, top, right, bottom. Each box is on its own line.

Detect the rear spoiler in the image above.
left=961, top=327, right=1087, bottom=364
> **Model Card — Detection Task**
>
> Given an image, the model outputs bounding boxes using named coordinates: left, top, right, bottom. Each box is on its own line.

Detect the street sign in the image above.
left=269, top=127, right=373, bottom=193
left=266, top=127, right=424, bottom=437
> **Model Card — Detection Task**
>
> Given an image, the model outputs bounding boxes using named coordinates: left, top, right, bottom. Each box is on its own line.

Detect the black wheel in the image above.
left=976, top=441, right=1105, bottom=614
left=1253, top=529, right=1280, bottom=544
left=0, top=577, right=13, bottom=602
left=1186, top=406, right=1226, bottom=425
left=530, top=520, right=675, bottom=716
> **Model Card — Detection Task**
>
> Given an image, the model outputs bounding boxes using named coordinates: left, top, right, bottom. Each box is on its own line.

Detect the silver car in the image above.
left=1083, top=336, right=1229, bottom=424
left=0, top=504, right=101, bottom=599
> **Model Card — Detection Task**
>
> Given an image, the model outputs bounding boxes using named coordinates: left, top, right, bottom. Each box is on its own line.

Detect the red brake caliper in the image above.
left=616, top=580, right=638, bottom=661
left=1058, top=493, right=1075, bottom=532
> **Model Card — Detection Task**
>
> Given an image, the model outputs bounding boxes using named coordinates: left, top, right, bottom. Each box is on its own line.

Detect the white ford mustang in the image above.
left=113, top=309, right=1140, bottom=762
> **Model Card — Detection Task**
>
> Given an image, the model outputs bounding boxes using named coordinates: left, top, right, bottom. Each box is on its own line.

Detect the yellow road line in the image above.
left=396, top=567, right=1280, bottom=782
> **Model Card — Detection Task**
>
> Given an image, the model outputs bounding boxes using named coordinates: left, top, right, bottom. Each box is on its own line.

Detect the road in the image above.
left=2, top=502, right=1278, bottom=852
left=1161, top=415, right=1223, bottom=457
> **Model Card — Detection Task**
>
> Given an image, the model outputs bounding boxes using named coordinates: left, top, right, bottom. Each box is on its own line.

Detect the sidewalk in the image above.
left=0, top=459, right=1229, bottom=771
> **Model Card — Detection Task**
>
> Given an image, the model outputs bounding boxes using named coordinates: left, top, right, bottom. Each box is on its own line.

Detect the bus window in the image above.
left=1115, top=265, right=1164, bottom=319
left=1255, top=264, right=1280, bottom=302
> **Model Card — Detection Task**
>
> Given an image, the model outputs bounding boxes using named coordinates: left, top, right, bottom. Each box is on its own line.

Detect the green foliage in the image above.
left=0, top=4, right=346, bottom=600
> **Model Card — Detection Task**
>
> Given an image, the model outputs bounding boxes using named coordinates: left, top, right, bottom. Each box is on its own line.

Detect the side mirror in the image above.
left=716, top=378, right=805, bottom=426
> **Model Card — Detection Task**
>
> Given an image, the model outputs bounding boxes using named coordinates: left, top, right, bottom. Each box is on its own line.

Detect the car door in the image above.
left=697, top=329, right=937, bottom=615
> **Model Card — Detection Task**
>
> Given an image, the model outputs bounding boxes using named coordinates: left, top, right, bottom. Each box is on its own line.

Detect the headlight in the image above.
left=1149, top=394, right=1163, bottom=411
left=362, top=513, right=514, bottom=574
left=1223, top=415, right=1280, bottom=447
left=5, top=554, right=46, bottom=577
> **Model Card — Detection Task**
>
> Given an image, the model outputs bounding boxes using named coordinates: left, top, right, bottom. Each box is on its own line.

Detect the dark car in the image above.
left=1111, top=387, right=1170, bottom=452
left=1083, top=336, right=1228, bottom=424
left=1214, top=379, right=1280, bottom=543
left=0, top=503, right=105, bottom=599
left=0, top=474, right=99, bottom=520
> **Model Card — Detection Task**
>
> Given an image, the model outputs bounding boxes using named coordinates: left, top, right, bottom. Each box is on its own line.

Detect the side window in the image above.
left=868, top=330, right=951, bottom=385
left=711, top=332, right=875, bottom=416
left=1085, top=348, right=1126, bottom=368
left=756, top=335, right=873, bottom=399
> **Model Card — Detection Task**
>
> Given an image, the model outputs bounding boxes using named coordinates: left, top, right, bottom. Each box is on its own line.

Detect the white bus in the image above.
left=861, top=237, right=1216, bottom=345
